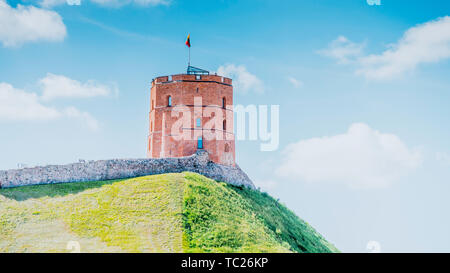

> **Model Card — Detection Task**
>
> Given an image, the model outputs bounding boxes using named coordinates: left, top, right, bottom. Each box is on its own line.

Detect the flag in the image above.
left=185, top=34, right=191, bottom=48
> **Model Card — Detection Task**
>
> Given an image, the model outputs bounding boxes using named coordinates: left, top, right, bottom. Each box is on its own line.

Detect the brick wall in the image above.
left=148, top=74, right=235, bottom=166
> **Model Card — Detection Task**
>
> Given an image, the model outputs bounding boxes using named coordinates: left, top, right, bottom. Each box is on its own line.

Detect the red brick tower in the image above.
left=148, top=68, right=235, bottom=166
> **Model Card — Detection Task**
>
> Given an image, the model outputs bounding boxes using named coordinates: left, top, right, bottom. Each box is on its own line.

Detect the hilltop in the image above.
left=0, top=172, right=338, bottom=253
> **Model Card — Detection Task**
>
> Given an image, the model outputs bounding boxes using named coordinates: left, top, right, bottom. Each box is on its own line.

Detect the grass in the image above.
left=0, top=172, right=338, bottom=253
left=182, top=173, right=290, bottom=252
left=230, top=183, right=339, bottom=253
left=0, top=174, right=184, bottom=252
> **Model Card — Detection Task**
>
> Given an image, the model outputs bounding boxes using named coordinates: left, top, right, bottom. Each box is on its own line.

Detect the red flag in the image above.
left=185, top=34, right=191, bottom=48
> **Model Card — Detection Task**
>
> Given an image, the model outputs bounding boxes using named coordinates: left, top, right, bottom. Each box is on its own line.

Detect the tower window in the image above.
left=168, top=95, right=172, bottom=107
left=222, top=97, right=226, bottom=109
left=223, top=119, right=226, bottom=131
left=196, top=118, right=201, bottom=128
left=198, top=137, right=203, bottom=149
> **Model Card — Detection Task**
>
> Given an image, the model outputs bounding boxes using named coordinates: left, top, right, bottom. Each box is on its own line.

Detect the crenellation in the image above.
left=153, top=74, right=232, bottom=86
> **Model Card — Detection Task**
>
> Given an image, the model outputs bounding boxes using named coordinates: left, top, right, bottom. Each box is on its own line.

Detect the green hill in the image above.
left=0, top=172, right=338, bottom=253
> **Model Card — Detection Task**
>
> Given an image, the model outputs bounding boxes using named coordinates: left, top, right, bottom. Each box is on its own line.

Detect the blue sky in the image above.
left=2, top=0, right=450, bottom=252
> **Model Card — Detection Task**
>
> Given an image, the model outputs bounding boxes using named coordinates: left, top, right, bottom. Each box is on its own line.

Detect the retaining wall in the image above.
left=0, top=151, right=254, bottom=189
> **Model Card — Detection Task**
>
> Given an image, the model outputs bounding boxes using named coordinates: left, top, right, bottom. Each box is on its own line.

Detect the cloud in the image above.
left=287, top=76, right=303, bottom=88
left=40, top=0, right=81, bottom=8
left=318, top=36, right=365, bottom=64
left=63, top=106, right=99, bottom=131
left=40, top=0, right=169, bottom=7
left=0, top=1, right=66, bottom=47
left=0, top=79, right=103, bottom=131
left=321, top=17, right=450, bottom=80
left=0, top=83, right=61, bottom=121
left=217, top=64, right=264, bottom=93
left=276, top=123, right=422, bottom=189
left=357, top=16, right=450, bottom=80
left=39, top=73, right=115, bottom=101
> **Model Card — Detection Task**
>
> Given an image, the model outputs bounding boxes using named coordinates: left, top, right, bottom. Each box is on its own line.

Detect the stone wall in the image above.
left=0, top=150, right=254, bottom=189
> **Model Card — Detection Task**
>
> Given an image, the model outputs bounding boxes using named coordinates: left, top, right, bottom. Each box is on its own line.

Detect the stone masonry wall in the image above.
left=0, top=151, right=254, bottom=189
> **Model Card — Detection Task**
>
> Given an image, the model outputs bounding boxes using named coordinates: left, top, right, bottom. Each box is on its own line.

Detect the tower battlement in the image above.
left=153, top=74, right=232, bottom=85
left=148, top=72, right=235, bottom=166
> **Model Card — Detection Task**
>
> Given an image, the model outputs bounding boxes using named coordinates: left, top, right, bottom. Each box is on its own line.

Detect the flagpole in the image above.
left=186, top=34, right=191, bottom=71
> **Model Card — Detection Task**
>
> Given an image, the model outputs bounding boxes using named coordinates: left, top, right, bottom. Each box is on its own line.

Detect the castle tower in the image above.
left=148, top=68, right=235, bottom=166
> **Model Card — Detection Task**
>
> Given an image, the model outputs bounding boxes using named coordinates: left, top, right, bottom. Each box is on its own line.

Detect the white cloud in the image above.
left=217, top=64, right=264, bottom=94
left=276, top=123, right=422, bottom=189
left=287, top=76, right=303, bottom=88
left=63, top=106, right=99, bottom=131
left=0, top=81, right=100, bottom=131
left=318, top=36, right=365, bottom=64
left=0, top=83, right=61, bottom=121
left=322, top=17, right=450, bottom=80
left=41, top=0, right=169, bottom=7
left=0, top=1, right=66, bottom=47
left=357, top=16, right=450, bottom=80
left=41, top=0, right=81, bottom=8
left=39, top=73, right=115, bottom=101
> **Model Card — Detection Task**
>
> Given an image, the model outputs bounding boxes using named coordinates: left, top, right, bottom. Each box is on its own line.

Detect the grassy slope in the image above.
left=0, top=172, right=338, bottom=253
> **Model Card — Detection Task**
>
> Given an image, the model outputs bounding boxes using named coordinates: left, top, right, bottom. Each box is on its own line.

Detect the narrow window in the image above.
left=152, top=100, right=154, bottom=110
left=168, top=95, right=172, bottom=107
left=168, top=75, right=172, bottom=81
left=196, top=118, right=201, bottom=128
left=222, top=97, right=226, bottom=109
left=225, top=143, right=230, bottom=153
left=196, top=88, right=199, bottom=93
left=223, top=119, right=226, bottom=131
left=198, top=137, right=203, bottom=149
